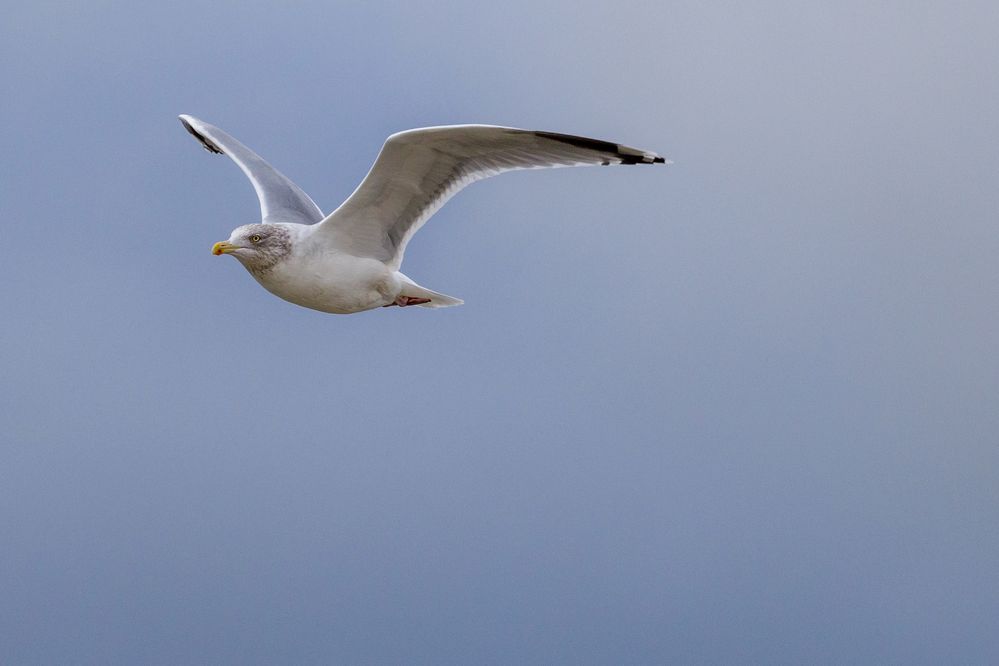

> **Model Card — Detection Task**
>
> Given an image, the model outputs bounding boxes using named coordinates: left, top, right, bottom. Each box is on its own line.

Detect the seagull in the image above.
left=179, top=114, right=669, bottom=314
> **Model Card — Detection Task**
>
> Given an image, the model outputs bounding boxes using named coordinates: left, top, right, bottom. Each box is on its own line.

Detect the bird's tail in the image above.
left=416, top=288, right=464, bottom=308
left=397, top=274, right=464, bottom=308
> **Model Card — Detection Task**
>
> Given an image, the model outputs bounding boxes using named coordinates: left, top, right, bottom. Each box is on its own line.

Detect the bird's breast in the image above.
left=249, top=253, right=398, bottom=314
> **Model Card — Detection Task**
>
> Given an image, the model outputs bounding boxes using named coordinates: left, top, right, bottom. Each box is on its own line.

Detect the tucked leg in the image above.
left=384, top=295, right=432, bottom=307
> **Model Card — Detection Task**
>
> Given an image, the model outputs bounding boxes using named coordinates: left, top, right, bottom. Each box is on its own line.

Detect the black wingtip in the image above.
left=619, top=151, right=670, bottom=165
left=534, top=130, right=666, bottom=166
left=179, top=115, right=223, bottom=154
left=535, top=130, right=620, bottom=157
left=614, top=152, right=668, bottom=166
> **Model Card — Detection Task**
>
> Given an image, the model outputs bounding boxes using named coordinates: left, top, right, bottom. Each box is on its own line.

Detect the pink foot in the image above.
left=383, top=296, right=432, bottom=307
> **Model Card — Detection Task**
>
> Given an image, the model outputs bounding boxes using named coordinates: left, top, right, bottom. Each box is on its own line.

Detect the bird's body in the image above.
left=247, top=224, right=389, bottom=314
left=243, top=224, right=429, bottom=314
left=180, top=115, right=668, bottom=314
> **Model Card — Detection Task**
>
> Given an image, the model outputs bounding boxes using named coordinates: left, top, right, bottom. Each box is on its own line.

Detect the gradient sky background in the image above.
left=2, top=2, right=998, bottom=663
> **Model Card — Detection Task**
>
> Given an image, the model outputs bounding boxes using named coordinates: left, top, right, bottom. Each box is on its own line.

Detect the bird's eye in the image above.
left=249, top=234, right=262, bottom=243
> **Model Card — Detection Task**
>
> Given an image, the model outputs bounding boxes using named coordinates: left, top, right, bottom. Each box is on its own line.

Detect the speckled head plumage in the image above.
left=211, top=223, right=292, bottom=275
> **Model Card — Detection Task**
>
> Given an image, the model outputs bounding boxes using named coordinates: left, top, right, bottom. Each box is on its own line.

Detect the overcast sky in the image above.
left=2, top=1, right=998, bottom=663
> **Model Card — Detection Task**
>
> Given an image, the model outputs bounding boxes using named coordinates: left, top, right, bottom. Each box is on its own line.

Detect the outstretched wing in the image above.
left=316, top=125, right=668, bottom=269
left=179, top=114, right=324, bottom=224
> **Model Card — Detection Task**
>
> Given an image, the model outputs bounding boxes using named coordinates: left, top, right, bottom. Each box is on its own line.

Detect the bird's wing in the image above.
left=179, top=114, right=324, bottom=224
left=315, top=125, right=668, bottom=269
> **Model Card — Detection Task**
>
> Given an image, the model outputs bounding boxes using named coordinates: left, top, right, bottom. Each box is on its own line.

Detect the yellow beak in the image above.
left=212, top=241, right=238, bottom=255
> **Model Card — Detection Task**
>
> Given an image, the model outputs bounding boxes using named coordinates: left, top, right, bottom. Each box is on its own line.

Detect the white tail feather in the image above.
left=397, top=274, right=464, bottom=308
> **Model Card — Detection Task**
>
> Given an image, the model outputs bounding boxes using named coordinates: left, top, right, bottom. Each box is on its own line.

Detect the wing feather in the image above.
left=179, top=115, right=324, bottom=224
left=317, top=125, right=667, bottom=268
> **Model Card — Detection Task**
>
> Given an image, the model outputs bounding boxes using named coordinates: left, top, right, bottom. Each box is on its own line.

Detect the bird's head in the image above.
left=211, top=223, right=292, bottom=273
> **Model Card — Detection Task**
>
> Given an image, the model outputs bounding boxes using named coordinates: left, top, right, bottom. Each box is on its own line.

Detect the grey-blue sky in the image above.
left=2, top=1, right=998, bottom=663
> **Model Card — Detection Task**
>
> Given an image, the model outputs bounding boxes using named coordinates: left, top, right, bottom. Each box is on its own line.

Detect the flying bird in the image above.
left=179, top=114, right=669, bottom=314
